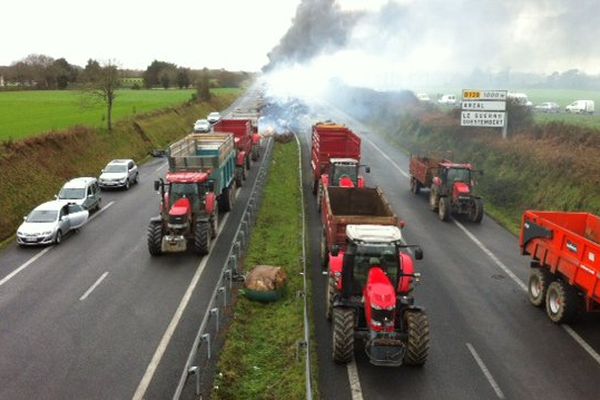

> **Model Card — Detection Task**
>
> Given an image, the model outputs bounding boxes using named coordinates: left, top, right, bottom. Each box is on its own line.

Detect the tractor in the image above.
left=316, top=158, right=369, bottom=211
left=326, top=224, right=429, bottom=367
left=428, top=162, right=483, bottom=222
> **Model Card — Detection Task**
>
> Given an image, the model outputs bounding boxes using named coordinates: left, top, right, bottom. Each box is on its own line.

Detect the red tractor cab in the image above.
left=316, top=158, right=369, bottom=211
left=148, top=172, right=218, bottom=256
left=327, top=224, right=429, bottom=367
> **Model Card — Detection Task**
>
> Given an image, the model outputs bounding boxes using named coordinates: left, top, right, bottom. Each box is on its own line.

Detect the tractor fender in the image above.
left=358, top=176, right=365, bottom=188
left=236, top=151, right=246, bottom=167
left=329, top=251, right=345, bottom=289
left=149, top=215, right=162, bottom=224
left=252, top=133, right=261, bottom=145
left=205, top=192, right=217, bottom=215
left=398, top=253, right=415, bottom=294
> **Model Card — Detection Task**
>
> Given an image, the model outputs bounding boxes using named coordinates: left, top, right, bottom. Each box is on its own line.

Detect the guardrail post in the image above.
left=188, top=366, right=200, bottom=395
left=210, top=308, right=219, bottom=332
left=218, top=286, right=227, bottom=307
left=201, top=333, right=211, bottom=360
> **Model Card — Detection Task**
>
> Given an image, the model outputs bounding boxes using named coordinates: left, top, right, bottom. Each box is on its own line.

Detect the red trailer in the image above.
left=520, top=210, right=600, bottom=323
left=213, top=119, right=256, bottom=187
left=311, top=122, right=364, bottom=195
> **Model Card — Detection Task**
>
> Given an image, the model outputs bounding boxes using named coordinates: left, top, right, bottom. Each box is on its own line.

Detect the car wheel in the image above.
left=134, top=173, right=139, bottom=184
left=124, top=179, right=130, bottom=190
left=55, top=230, right=62, bottom=245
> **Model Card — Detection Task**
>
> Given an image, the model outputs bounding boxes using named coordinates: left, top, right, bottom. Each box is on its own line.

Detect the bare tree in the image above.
left=82, top=60, right=120, bottom=131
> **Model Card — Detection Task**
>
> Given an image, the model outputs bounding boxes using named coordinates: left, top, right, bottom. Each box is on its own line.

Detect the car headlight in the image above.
left=41, top=231, right=53, bottom=236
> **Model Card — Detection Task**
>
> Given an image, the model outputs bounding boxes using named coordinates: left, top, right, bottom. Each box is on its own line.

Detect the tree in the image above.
left=143, top=60, right=176, bottom=88
left=160, top=72, right=170, bottom=89
left=82, top=60, right=121, bottom=131
left=53, top=58, right=78, bottom=89
left=82, top=59, right=101, bottom=83
left=196, top=68, right=211, bottom=102
left=176, top=67, right=190, bottom=89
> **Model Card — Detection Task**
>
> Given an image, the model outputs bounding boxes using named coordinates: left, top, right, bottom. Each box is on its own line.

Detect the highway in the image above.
left=0, top=90, right=265, bottom=400
left=301, top=102, right=600, bottom=399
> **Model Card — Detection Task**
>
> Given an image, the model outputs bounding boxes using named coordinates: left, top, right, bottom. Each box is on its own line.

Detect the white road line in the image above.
left=131, top=213, right=230, bottom=400
left=79, top=271, right=109, bottom=301
left=346, top=360, right=364, bottom=400
left=466, top=343, right=505, bottom=399
left=360, top=126, right=600, bottom=366
left=88, top=201, right=115, bottom=223
left=154, top=162, right=168, bottom=173
left=0, top=247, right=51, bottom=288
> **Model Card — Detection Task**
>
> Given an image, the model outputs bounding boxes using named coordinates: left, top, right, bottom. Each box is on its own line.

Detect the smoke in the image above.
left=263, top=0, right=600, bottom=95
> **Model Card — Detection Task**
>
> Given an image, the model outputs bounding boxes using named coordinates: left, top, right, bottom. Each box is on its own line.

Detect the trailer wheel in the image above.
left=545, top=280, right=580, bottom=324
left=438, top=197, right=450, bottom=221
left=147, top=221, right=163, bottom=256
left=320, top=229, right=328, bottom=268
left=332, top=308, right=354, bottom=364
left=410, top=178, right=421, bottom=195
left=193, top=221, right=211, bottom=255
left=429, top=188, right=439, bottom=211
left=528, top=267, right=553, bottom=307
left=220, top=186, right=234, bottom=212
left=325, top=275, right=335, bottom=321
left=245, top=155, right=251, bottom=170
left=316, top=182, right=323, bottom=213
left=251, top=146, right=260, bottom=161
left=404, top=310, right=430, bottom=366
left=470, top=198, right=484, bottom=223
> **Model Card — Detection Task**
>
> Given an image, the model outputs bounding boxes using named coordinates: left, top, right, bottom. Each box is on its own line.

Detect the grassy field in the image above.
left=212, top=141, right=312, bottom=400
left=0, top=88, right=238, bottom=140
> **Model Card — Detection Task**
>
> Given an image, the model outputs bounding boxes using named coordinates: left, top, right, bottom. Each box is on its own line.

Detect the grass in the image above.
left=0, top=88, right=238, bottom=140
left=212, top=141, right=310, bottom=400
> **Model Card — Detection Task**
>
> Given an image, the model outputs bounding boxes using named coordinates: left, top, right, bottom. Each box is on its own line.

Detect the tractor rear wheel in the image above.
left=325, top=275, right=336, bottom=321
left=332, top=308, right=354, bottom=364
left=147, top=221, right=163, bottom=256
left=410, top=178, right=421, bottom=194
left=193, top=221, right=211, bottom=255
left=470, top=198, right=484, bottom=223
left=528, top=267, right=553, bottom=307
left=404, top=310, right=430, bottom=366
left=438, top=197, right=450, bottom=221
left=245, top=155, right=251, bottom=170
left=210, top=211, right=219, bottom=239
left=429, top=188, right=438, bottom=211
left=545, top=280, right=581, bottom=324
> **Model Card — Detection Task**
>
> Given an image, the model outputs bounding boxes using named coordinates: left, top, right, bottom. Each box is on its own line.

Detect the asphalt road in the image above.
left=0, top=89, right=265, bottom=399
left=302, top=102, right=600, bottom=399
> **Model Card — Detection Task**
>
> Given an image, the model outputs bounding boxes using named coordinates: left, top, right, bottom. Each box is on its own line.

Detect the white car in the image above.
left=16, top=201, right=88, bottom=246
left=416, top=93, right=431, bottom=102
left=565, top=100, right=595, bottom=114
left=438, top=94, right=457, bottom=105
left=207, top=112, right=222, bottom=124
left=98, top=159, right=139, bottom=190
left=56, top=177, right=102, bottom=211
left=193, top=119, right=211, bottom=133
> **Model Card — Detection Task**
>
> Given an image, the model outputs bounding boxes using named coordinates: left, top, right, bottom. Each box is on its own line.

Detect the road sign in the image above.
left=462, top=90, right=507, bottom=101
left=461, top=111, right=505, bottom=127
left=461, top=100, right=506, bottom=111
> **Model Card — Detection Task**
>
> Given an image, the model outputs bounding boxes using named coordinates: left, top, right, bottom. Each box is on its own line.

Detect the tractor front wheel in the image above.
left=193, top=221, right=211, bottom=255
left=528, top=267, right=553, bottom=307
left=429, top=188, right=439, bottom=211
left=410, top=178, right=421, bottom=194
left=545, top=280, right=581, bottom=324
left=325, top=274, right=335, bottom=321
left=404, top=310, right=430, bottom=366
left=332, top=308, right=354, bottom=364
left=470, top=198, right=484, bottom=223
left=438, top=197, right=450, bottom=221
left=147, top=221, right=163, bottom=256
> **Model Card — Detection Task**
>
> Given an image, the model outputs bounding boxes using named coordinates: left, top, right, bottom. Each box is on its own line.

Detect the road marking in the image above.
left=362, top=137, right=409, bottom=178
left=79, top=271, right=109, bottom=301
left=88, top=201, right=115, bottom=223
left=562, top=325, right=600, bottom=365
left=154, top=162, right=168, bottom=173
left=466, top=343, right=505, bottom=399
left=131, top=213, right=230, bottom=400
left=0, top=247, right=51, bottom=288
left=346, top=360, right=364, bottom=400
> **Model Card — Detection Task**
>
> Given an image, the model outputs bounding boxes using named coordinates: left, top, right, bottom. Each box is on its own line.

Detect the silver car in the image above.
left=207, top=112, right=222, bottom=124
left=193, top=119, right=211, bottom=133
left=56, top=177, right=102, bottom=211
left=98, top=159, right=139, bottom=190
left=16, top=201, right=88, bottom=246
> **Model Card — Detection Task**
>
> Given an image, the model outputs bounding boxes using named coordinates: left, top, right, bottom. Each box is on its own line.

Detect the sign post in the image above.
left=461, top=89, right=508, bottom=138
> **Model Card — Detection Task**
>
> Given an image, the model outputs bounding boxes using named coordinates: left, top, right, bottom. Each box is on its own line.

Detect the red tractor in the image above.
left=409, top=155, right=484, bottom=223
left=316, top=158, right=370, bottom=211
left=327, top=224, right=429, bottom=367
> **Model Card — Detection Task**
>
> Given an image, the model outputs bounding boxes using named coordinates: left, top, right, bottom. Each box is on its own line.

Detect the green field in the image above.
left=0, top=88, right=237, bottom=140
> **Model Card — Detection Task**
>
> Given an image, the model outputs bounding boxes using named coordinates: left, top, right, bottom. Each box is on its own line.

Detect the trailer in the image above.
left=213, top=119, right=258, bottom=186
left=147, top=134, right=236, bottom=256
left=409, top=155, right=483, bottom=223
left=520, top=210, right=600, bottom=323
left=311, top=122, right=363, bottom=195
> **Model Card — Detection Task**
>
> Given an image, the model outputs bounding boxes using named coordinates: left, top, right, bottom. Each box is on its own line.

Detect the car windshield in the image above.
left=447, top=168, right=471, bottom=183
left=27, top=210, right=58, bottom=223
left=58, top=188, right=85, bottom=199
left=352, top=243, right=398, bottom=292
left=105, top=164, right=127, bottom=173
left=332, top=164, right=358, bottom=184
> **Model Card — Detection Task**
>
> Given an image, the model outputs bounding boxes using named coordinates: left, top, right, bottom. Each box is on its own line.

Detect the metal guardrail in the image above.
left=172, top=137, right=274, bottom=399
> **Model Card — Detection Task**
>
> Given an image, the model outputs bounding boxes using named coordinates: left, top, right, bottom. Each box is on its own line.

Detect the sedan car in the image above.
left=207, top=111, right=222, bottom=124
left=535, top=102, right=560, bottom=113
left=98, top=159, right=139, bottom=190
left=16, top=201, right=88, bottom=246
left=193, top=119, right=211, bottom=133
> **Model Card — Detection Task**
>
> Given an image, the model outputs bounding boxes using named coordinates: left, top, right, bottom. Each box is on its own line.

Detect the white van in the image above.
left=57, top=177, right=102, bottom=211
left=438, top=94, right=457, bottom=105
left=565, top=100, right=595, bottom=114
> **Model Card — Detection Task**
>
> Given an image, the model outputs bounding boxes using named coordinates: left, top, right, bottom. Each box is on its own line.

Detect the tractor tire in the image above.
left=193, top=221, right=211, bottom=255
left=438, top=197, right=450, bottom=221
left=528, top=267, right=553, bottom=307
left=210, top=211, right=219, bottom=239
left=251, top=146, right=260, bottom=161
left=429, top=188, right=439, bottom=211
left=316, top=182, right=323, bottom=213
left=410, top=178, right=421, bottom=195
left=245, top=155, right=251, bottom=170
left=332, top=308, right=354, bottom=364
left=320, top=229, right=328, bottom=268
left=404, top=310, right=430, bottom=366
left=235, top=168, right=243, bottom=188
left=545, top=280, right=581, bottom=324
left=147, top=221, right=163, bottom=256
left=312, top=179, right=319, bottom=195
left=220, top=186, right=234, bottom=213
left=470, top=198, right=484, bottom=223
left=325, top=274, right=335, bottom=321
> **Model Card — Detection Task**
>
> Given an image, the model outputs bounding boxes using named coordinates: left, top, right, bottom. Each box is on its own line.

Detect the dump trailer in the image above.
left=213, top=119, right=258, bottom=186
left=409, top=155, right=483, bottom=223
left=520, top=210, right=600, bottom=323
left=147, top=134, right=236, bottom=256
left=311, top=122, right=363, bottom=195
